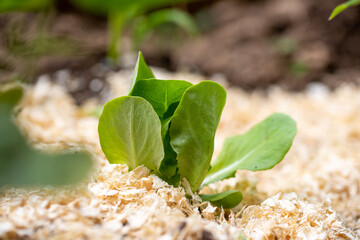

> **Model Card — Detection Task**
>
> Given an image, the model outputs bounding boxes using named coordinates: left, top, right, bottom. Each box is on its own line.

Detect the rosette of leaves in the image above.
left=98, top=53, right=297, bottom=208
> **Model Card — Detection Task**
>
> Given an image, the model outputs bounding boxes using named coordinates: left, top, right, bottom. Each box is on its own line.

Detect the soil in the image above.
left=1, top=0, right=360, bottom=98
left=160, top=0, right=360, bottom=90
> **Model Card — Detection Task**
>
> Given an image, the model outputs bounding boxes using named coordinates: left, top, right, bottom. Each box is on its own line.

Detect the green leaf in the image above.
left=132, top=9, right=199, bottom=48
left=130, top=79, right=192, bottom=119
left=170, top=81, right=226, bottom=192
left=147, top=8, right=199, bottom=36
left=130, top=79, right=192, bottom=181
left=203, top=113, right=297, bottom=186
left=329, top=0, right=360, bottom=20
left=0, top=105, right=92, bottom=186
left=129, top=52, right=155, bottom=93
left=147, top=9, right=199, bottom=36
left=158, top=115, right=179, bottom=181
left=0, top=0, right=52, bottom=12
left=0, top=84, right=23, bottom=107
left=107, top=12, right=127, bottom=63
left=69, top=0, right=195, bottom=16
left=159, top=129, right=179, bottom=180
left=199, top=190, right=243, bottom=209
left=98, top=96, right=164, bottom=172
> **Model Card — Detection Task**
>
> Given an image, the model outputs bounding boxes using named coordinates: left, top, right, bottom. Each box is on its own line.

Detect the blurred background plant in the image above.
left=329, top=0, right=360, bottom=20
left=0, top=0, right=199, bottom=85
left=70, top=0, right=199, bottom=63
left=0, top=84, right=93, bottom=187
left=0, top=0, right=83, bottom=84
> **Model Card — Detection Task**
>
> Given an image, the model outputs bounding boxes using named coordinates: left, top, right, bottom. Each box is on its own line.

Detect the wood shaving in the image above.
left=0, top=70, right=359, bottom=239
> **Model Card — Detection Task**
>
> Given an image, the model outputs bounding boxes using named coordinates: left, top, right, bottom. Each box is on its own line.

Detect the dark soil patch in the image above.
left=144, top=0, right=360, bottom=90
left=1, top=0, right=360, bottom=102
left=0, top=9, right=109, bottom=103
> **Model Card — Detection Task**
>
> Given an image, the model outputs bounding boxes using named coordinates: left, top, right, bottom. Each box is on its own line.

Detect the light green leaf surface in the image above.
left=199, top=190, right=243, bottom=209
left=98, top=96, right=164, bottom=172
left=203, top=113, right=297, bottom=186
left=170, top=81, right=226, bottom=192
left=329, top=0, right=360, bottom=20
left=130, top=79, right=192, bottom=118
left=129, top=52, right=155, bottom=93
left=130, top=79, right=192, bottom=180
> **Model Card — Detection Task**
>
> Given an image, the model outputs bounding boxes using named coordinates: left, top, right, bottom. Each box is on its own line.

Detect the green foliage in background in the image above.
left=69, top=0, right=198, bottom=62
left=0, top=1, right=84, bottom=83
left=0, top=0, right=53, bottom=12
left=69, top=0, right=194, bottom=16
left=0, top=0, right=198, bottom=64
left=0, top=85, right=92, bottom=187
left=329, top=0, right=360, bottom=20
left=98, top=53, right=297, bottom=208
left=132, top=8, right=199, bottom=50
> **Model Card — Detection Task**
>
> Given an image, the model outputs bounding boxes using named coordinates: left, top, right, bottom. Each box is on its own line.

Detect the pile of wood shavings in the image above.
left=0, top=165, right=237, bottom=239
left=238, top=193, right=354, bottom=239
left=0, top=70, right=359, bottom=239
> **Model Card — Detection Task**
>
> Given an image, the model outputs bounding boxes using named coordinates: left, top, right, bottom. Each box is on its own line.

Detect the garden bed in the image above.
left=1, top=68, right=359, bottom=239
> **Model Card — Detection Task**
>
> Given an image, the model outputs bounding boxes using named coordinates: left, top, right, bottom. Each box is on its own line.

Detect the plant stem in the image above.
left=107, top=12, right=125, bottom=64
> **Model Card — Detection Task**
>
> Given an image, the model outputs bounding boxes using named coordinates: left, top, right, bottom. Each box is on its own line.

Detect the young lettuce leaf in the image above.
left=129, top=52, right=155, bottom=93
left=159, top=129, right=180, bottom=182
left=199, top=190, right=243, bottom=209
left=170, top=81, right=226, bottom=192
left=130, top=79, right=192, bottom=119
left=98, top=96, right=164, bottom=172
left=130, top=79, right=192, bottom=181
left=202, top=113, right=297, bottom=186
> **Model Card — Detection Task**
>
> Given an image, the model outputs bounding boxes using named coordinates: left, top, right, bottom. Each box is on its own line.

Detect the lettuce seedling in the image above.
left=98, top=52, right=297, bottom=208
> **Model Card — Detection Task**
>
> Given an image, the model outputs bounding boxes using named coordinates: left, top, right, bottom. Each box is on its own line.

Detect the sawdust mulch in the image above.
left=0, top=69, right=359, bottom=239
